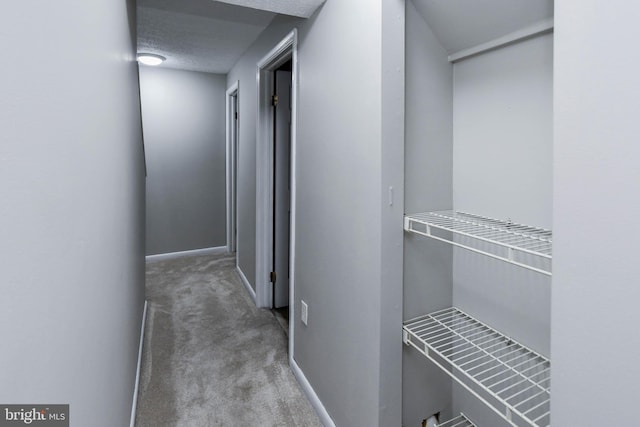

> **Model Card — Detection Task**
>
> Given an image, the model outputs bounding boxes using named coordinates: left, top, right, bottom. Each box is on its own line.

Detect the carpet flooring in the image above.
left=135, top=253, right=322, bottom=426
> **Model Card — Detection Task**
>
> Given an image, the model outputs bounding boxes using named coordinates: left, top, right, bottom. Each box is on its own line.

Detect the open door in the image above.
left=273, top=68, right=292, bottom=309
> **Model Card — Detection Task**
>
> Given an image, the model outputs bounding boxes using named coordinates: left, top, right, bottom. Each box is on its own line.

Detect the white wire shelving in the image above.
left=436, top=414, right=477, bottom=427
left=403, top=307, right=551, bottom=427
left=404, top=210, right=552, bottom=275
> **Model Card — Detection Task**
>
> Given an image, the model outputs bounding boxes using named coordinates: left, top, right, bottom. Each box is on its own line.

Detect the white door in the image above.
left=273, top=70, right=291, bottom=308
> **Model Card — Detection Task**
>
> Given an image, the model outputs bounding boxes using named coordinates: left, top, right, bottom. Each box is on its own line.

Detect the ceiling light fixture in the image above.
left=137, top=53, right=166, bottom=66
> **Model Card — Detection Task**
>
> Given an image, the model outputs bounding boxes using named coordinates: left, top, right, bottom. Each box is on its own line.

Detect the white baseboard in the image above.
left=290, top=357, right=335, bottom=427
left=236, top=265, right=256, bottom=304
left=130, top=300, right=148, bottom=427
left=145, top=246, right=227, bottom=263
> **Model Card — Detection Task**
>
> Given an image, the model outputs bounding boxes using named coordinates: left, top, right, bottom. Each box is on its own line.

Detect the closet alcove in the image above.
left=403, top=1, right=554, bottom=426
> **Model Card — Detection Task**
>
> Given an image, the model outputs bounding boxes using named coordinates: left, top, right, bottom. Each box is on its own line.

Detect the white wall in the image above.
left=552, top=1, right=640, bottom=425
left=139, top=67, right=227, bottom=255
left=451, top=34, right=553, bottom=426
left=452, top=34, right=553, bottom=355
left=0, top=1, right=145, bottom=426
left=453, top=34, right=553, bottom=229
left=227, top=0, right=405, bottom=424
left=379, top=1, right=406, bottom=425
left=403, top=2, right=454, bottom=424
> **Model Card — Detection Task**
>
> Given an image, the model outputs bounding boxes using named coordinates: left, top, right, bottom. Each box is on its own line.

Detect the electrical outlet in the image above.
left=301, top=300, right=308, bottom=326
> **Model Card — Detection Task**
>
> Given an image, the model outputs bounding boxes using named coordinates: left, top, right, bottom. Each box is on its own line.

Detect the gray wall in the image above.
left=139, top=67, right=227, bottom=256
left=403, top=2, right=454, bottom=425
left=0, top=1, right=146, bottom=426
left=226, top=13, right=290, bottom=288
left=552, top=1, right=640, bottom=425
left=227, top=0, right=405, bottom=424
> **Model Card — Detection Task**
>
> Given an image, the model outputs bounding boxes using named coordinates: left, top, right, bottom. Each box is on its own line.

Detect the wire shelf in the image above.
left=404, top=210, right=552, bottom=275
left=437, top=413, right=477, bottom=427
left=403, top=307, right=551, bottom=427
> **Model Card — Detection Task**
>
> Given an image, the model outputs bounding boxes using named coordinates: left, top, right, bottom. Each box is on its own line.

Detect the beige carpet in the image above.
left=135, top=253, right=322, bottom=426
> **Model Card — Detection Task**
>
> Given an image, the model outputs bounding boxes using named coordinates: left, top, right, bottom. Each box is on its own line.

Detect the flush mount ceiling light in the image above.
left=137, top=53, right=166, bottom=66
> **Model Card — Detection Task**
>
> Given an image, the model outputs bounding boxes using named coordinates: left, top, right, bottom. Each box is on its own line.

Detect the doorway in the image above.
left=272, top=61, right=292, bottom=331
left=255, top=30, right=298, bottom=357
left=226, top=82, right=239, bottom=254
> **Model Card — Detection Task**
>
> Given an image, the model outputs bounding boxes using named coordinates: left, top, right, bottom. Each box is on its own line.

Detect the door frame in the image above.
left=226, top=81, right=239, bottom=254
left=255, top=29, right=298, bottom=332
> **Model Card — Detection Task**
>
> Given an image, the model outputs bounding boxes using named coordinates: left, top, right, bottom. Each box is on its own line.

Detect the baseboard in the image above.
left=290, top=357, right=335, bottom=427
left=235, top=265, right=256, bottom=304
left=145, top=246, right=227, bottom=263
left=130, top=300, right=148, bottom=427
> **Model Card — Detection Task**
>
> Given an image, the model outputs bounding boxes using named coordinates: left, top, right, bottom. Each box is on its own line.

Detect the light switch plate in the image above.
left=301, top=300, right=308, bottom=325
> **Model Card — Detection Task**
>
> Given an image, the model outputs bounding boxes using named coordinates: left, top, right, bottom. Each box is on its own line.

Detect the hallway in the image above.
left=135, top=253, right=321, bottom=426
left=4, top=1, right=640, bottom=426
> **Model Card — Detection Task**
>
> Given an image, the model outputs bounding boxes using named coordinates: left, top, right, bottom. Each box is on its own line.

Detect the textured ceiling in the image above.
left=214, top=0, right=326, bottom=18
left=412, top=0, right=554, bottom=54
left=137, top=0, right=277, bottom=74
